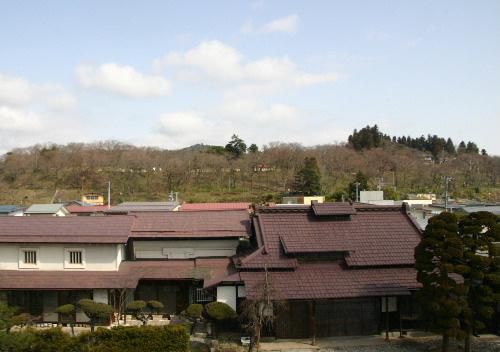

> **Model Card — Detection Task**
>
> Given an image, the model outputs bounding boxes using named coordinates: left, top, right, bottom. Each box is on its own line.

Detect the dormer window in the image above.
left=64, top=248, right=86, bottom=268
left=19, top=248, right=39, bottom=269
left=311, top=202, right=356, bottom=218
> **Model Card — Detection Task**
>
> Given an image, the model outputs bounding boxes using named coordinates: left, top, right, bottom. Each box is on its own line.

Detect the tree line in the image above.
left=0, top=131, right=498, bottom=205
left=348, top=125, right=484, bottom=160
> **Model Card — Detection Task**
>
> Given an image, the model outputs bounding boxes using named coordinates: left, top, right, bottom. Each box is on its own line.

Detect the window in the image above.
left=64, top=248, right=86, bottom=268
left=18, top=248, right=39, bottom=268
left=69, top=251, right=83, bottom=264
left=24, top=250, right=37, bottom=264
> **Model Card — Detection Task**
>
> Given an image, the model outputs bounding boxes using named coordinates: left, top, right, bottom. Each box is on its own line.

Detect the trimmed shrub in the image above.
left=147, top=300, right=164, bottom=314
left=78, top=299, right=113, bottom=332
left=0, top=328, right=83, bottom=352
left=126, top=300, right=146, bottom=311
left=0, top=325, right=189, bottom=352
left=55, top=304, right=75, bottom=316
left=82, top=325, right=189, bottom=352
left=126, top=300, right=148, bottom=324
left=185, top=304, right=203, bottom=319
left=56, top=304, right=76, bottom=336
left=205, top=302, right=237, bottom=321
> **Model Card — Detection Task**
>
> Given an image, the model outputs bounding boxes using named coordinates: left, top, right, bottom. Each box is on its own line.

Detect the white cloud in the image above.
left=153, top=40, right=337, bottom=91
left=151, top=98, right=349, bottom=150
left=242, top=14, right=299, bottom=34
left=159, top=111, right=209, bottom=136
left=261, top=14, right=299, bottom=33
left=46, top=91, right=78, bottom=111
left=154, top=110, right=231, bottom=148
left=0, top=73, right=83, bottom=154
left=0, top=73, right=35, bottom=106
left=0, top=106, right=42, bottom=132
left=77, top=63, right=172, bottom=98
left=0, top=72, right=78, bottom=112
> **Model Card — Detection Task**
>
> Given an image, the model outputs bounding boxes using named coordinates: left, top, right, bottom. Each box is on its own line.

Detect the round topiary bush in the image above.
left=77, top=299, right=114, bottom=332
left=185, top=304, right=203, bottom=319
left=147, top=300, right=164, bottom=313
left=127, top=300, right=146, bottom=311
left=55, top=304, right=75, bottom=315
left=204, top=302, right=237, bottom=321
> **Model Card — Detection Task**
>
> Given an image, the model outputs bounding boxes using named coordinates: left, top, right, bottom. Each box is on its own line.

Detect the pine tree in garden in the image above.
left=415, top=212, right=467, bottom=352
left=459, top=211, right=500, bottom=352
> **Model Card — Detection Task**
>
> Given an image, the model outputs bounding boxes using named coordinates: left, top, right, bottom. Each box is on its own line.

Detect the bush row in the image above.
left=0, top=325, right=189, bottom=352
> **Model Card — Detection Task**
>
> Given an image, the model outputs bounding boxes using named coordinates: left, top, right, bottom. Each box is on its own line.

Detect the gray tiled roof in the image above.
left=25, top=203, right=67, bottom=214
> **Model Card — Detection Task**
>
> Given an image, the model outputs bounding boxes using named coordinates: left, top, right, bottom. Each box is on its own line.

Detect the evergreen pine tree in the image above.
left=292, top=157, right=322, bottom=196
left=415, top=212, right=467, bottom=352
left=445, top=138, right=456, bottom=154
left=458, top=212, right=500, bottom=352
left=347, top=171, right=368, bottom=201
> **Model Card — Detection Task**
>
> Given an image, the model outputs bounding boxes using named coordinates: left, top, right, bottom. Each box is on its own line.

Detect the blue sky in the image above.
left=0, top=0, right=499, bottom=154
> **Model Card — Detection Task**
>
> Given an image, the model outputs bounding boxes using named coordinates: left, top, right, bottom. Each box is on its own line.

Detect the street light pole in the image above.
left=355, top=182, right=360, bottom=203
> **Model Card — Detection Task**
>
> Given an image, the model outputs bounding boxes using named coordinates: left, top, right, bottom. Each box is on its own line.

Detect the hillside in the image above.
left=0, top=135, right=499, bottom=205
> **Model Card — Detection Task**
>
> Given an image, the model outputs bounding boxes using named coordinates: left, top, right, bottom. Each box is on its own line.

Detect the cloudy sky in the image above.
left=0, top=0, right=499, bottom=155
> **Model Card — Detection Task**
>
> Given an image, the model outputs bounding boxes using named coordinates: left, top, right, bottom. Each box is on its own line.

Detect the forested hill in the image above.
left=0, top=129, right=499, bottom=205
left=348, top=125, right=485, bottom=159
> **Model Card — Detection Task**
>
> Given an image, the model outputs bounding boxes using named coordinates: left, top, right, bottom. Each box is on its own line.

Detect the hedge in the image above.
left=0, top=325, right=189, bottom=352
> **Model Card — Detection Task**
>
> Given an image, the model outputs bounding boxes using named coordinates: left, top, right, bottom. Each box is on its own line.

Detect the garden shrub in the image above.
left=147, top=300, right=164, bottom=314
left=78, top=299, right=114, bottom=332
left=205, top=302, right=237, bottom=321
left=0, top=328, right=83, bottom=352
left=0, top=325, right=189, bottom=352
left=185, top=303, right=203, bottom=319
left=83, top=325, right=189, bottom=352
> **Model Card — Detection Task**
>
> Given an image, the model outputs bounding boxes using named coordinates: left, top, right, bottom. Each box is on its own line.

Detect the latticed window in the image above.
left=24, top=250, right=37, bottom=264
left=69, top=251, right=83, bottom=264
left=193, top=288, right=215, bottom=303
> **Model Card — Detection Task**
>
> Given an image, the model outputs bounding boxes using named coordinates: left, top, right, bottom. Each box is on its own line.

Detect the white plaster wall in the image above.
left=134, top=239, right=239, bottom=259
left=116, top=244, right=125, bottom=269
left=93, top=289, right=108, bottom=303
left=217, top=286, right=237, bottom=311
left=0, top=244, right=122, bottom=271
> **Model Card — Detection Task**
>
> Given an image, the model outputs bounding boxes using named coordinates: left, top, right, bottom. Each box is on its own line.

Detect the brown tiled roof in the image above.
left=0, top=216, right=134, bottom=243
left=204, top=272, right=242, bottom=288
left=120, top=258, right=234, bottom=287
left=0, top=258, right=235, bottom=290
left=0, top=270, right=128, bottom=289
left=246, top=204, right=421, bottom=268
left=180, top=203, right=251, bottom=211
left=241, top=263, right=419, bottom=300
left=131, top=211, right=250, bottom=238
left=311, top=202, right=356, bottom=216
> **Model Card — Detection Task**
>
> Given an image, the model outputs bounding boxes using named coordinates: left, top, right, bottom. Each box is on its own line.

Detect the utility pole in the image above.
left=443, top=176, right=452, bottom=212
left=355, top=182, right=360, bottom=202
left=107, top=181, right=111, bottom=209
